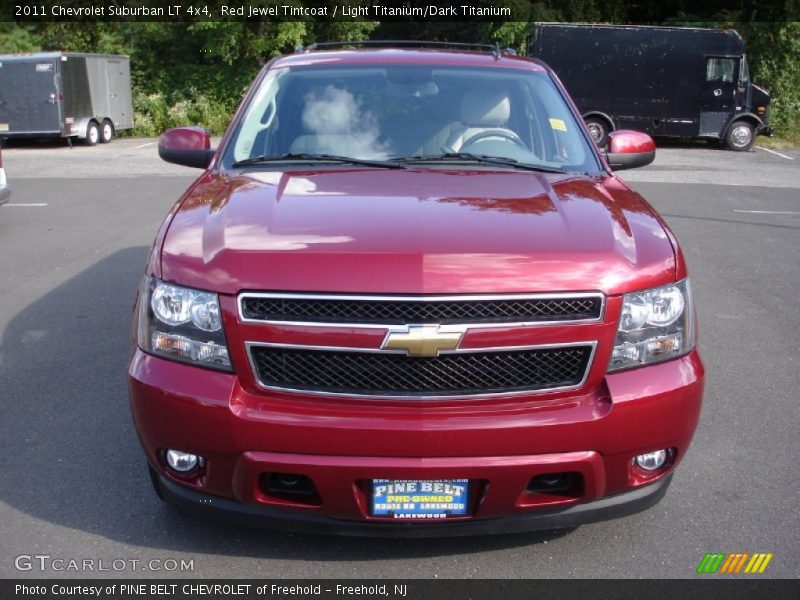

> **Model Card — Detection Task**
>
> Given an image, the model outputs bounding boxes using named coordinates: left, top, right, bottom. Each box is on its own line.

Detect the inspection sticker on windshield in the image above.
left=549, top=118, right=567, bottom=131
left=372, top=479, right=469, bottom=519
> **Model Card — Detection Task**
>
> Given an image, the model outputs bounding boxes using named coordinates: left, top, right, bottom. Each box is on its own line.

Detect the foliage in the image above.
left=0, top=23, right=40, bottom=52
left=132, top=91, right=234, bottom=137
left=738, top=22, right=800, bottom=142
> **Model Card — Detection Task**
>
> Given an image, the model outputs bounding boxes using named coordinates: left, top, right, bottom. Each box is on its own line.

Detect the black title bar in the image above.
left=4, top=0, right=799, bottom=23
left=4, top=579, right=800, bottom=600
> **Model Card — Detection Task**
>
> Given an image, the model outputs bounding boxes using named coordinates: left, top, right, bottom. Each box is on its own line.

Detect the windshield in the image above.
left=222, top=64, right=600, bottom=173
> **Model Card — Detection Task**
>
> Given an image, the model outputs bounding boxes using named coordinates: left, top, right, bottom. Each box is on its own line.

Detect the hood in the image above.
left=159, top=168, right=676, bottom=296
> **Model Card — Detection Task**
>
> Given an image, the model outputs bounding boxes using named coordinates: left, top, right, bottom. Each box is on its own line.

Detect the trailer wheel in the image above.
left=725, top=121, right=755, bottom=151
left=585, top=117, right=611, bottom=147
left=100, top=120, right=114, bottom=144
left=84, top=121, right=99, bottom=146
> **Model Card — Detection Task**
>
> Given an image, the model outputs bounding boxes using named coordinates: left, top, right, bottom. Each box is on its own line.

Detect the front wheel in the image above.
left=585, top=117, right=611, bottom=147
left=725, top=121, right=755, bottom=151
left=84, top=121, right=99, bottom=146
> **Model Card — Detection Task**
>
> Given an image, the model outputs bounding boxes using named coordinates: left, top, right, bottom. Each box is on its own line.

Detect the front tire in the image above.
left=725, top=121, right=755, bottom=151
left=84, top=121, right=99, bottom=146
left=585, top=117, right=611, bottom=147
left=99, top=120, right=114, bottom=144
left=148, top=465, right=165, bottom=501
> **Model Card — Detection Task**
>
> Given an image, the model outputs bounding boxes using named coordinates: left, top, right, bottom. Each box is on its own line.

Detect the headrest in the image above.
left=460, top=90, right=511, bottom=126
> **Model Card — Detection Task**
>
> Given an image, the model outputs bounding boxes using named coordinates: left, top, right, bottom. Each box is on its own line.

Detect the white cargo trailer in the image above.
left=0, top=52, right=133, bottom=145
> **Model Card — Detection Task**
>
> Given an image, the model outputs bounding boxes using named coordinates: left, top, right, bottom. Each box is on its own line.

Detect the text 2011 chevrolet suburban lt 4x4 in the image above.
left=129, top=43, right=704, bottom=536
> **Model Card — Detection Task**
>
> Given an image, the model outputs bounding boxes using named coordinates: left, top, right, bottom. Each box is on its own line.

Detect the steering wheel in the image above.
left=458, top=128, right=526, bottom=150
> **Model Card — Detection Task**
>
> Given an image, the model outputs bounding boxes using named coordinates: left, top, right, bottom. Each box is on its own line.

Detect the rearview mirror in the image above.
left=605, top=130, right=655, bottom=170
left=158, top=126, right=215, bottom=169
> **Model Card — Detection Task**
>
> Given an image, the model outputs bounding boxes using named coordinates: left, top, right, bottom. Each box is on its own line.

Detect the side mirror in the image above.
left=605, top=130, right=655, bottom=171
left=158, top=126, right=215, bottom=169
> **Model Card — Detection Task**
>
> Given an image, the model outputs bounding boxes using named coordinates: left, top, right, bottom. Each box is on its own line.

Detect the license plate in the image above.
left=371, top=479, right=470, bottom=519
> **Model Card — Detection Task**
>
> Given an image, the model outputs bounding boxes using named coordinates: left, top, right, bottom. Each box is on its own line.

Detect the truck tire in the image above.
left=725, top=121, right=755, bottom=151
left=84, top=121, right=99, bottom=146
left=585, top=117, right=611, bottom=147
left=100, top=120, right=114, bottom=144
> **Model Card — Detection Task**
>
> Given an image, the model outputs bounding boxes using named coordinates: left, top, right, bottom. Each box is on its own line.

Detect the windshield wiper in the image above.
left=232, top=153, right=406, bottom=169
left=394, top=153, right=565, bottom=173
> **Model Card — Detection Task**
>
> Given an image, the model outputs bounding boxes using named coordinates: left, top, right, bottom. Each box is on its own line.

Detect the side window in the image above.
left=706, top=58, right=736, bottom=83
left=740, top=57, right=750, bottom=84
left=233, top=70, right=285, bottom=162
left=525, top=80, right=586, bottom=167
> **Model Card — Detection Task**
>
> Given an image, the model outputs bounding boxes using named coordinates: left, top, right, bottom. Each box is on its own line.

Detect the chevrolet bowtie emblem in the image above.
left=381, top=325, right=465, bottom=357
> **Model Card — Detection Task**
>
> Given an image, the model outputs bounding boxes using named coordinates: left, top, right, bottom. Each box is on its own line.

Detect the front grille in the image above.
left=249, top=345, right=593, bottom=398
left=240, top=294, right=602, bottom=325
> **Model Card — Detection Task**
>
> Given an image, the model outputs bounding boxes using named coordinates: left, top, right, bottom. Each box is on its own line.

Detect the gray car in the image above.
left=0, top=146, right=9, bottom=205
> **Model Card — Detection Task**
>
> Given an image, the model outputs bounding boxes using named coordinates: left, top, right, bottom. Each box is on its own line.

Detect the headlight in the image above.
left=137, top=276, right=232, bottom=371
left=608, top=279, right=695, bottom=372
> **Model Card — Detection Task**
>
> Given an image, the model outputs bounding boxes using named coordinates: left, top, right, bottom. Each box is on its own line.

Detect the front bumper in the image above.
left=129, top=348, right=703, bottom=535
left=153, top=467, right=672, bottom=537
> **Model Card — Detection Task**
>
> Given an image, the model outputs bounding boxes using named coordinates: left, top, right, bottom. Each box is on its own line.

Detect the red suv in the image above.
left=129, top=42, right=704, bottom=535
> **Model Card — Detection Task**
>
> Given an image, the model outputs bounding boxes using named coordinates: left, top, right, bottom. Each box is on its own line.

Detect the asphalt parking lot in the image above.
left=0, top=138, right=797, bottom=579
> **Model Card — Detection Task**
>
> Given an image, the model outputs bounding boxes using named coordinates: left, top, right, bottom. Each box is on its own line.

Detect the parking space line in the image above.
left=4, top=203, right=48, bottom=207
left=734, top=209, right=800, bottom=215
left=133, top=141, right=157, bottom=149
left=755, top=146, right=794, bottom=160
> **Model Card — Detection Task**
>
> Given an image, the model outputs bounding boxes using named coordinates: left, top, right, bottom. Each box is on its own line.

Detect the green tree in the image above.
left=0, top=23, right=41, bottom=53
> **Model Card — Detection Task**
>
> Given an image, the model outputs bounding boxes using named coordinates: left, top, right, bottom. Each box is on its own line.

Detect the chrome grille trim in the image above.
left=238, top=292, right=606, bottom=328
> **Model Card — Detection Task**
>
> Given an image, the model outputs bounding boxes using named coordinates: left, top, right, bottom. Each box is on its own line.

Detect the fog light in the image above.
left=165, top=449, right=199, bottom=472
left=635, top=449, right=669, bottom=471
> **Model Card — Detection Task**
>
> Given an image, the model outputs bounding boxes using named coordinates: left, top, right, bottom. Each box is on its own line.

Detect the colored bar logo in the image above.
left=696, top=552, right=773, bottom=574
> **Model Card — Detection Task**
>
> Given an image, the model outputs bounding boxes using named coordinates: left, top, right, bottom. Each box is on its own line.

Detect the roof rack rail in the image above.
left=294, top=40, right=516, bottom=57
